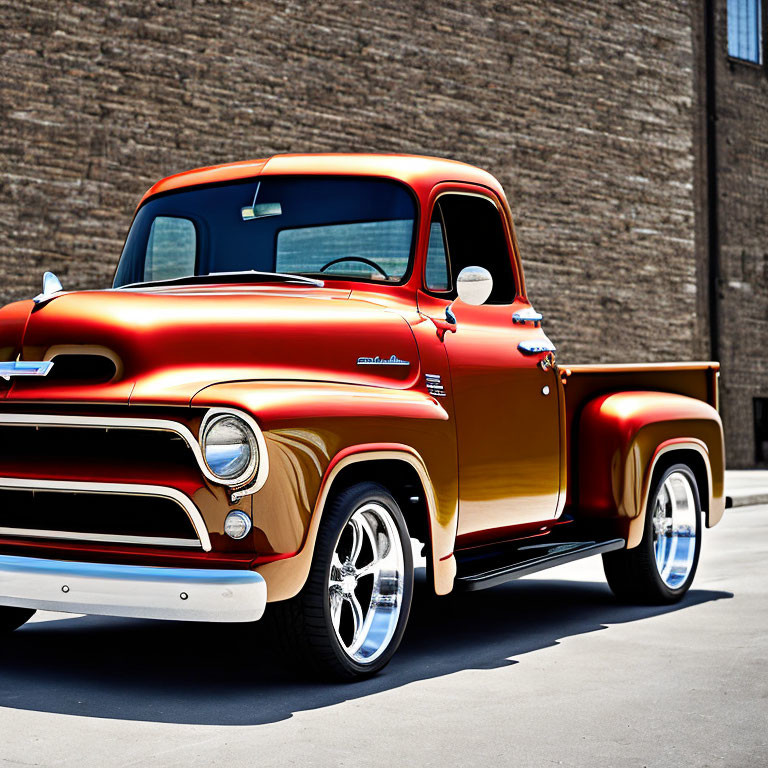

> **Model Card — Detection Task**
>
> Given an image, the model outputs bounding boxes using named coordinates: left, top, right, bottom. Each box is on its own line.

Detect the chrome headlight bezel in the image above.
left=200, top=412, right=259, bottom=487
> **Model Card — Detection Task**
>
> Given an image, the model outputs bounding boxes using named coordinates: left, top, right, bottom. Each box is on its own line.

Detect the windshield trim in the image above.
left=115, top=174, right=420, bottom=290
left=116, top=270, right=325, bottom=291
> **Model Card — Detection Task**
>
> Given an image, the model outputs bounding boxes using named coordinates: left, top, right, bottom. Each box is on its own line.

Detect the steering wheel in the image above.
left=318, top=257, right=389, bottom=279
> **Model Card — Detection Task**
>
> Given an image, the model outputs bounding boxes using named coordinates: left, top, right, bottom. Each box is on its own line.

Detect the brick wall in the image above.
left=1, top=0, right=702, bottom=357
left=10, top=1, right=752, bottom=458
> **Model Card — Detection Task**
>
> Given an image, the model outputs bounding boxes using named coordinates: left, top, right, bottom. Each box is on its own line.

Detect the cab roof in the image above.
left=139, top=153, right=505, bottom=208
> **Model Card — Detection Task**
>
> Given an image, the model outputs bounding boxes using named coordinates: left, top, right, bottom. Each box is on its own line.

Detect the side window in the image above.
left=144, top=216, right=196, bottom=282
left=424, top=208, right=451, bottom=291
left=430, top=193, right=516, bottom=305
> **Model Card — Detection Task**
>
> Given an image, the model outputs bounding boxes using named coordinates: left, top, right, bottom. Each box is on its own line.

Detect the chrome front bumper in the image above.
left=0, top=555, right=267, bottom=622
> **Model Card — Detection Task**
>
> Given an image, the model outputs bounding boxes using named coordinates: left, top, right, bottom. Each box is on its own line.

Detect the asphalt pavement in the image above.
left=0, top=499, right=765, bottom=767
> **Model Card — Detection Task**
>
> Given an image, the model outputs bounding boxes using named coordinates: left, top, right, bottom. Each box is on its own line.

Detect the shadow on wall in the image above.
left=0, top=575, right=732, bottom=726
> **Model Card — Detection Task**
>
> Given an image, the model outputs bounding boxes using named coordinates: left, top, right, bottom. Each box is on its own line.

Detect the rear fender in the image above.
left=577, top=391, right=725, bottom=548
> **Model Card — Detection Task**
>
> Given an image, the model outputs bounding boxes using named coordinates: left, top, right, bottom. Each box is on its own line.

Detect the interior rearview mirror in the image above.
left=241, top=202, right=282, bottom=221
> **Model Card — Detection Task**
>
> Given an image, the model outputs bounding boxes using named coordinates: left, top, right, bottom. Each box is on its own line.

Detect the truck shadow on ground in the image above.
left=0, top=577, right=731, bottom=726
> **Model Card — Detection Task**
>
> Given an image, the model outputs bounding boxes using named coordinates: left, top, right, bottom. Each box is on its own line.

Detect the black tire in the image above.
left=603, top=463, right=702, bottom=605
left=0, top=606, right=35, bottom=633
left=268, top=481, right=414, bottom=680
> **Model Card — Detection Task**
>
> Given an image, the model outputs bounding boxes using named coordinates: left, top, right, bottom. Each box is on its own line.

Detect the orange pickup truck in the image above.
left=0, top=154, right=724, bottom=679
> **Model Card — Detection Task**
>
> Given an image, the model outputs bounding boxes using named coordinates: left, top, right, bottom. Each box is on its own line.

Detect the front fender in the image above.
left=191, top=380, right=458, bottom=600
left=578, top=391, right=725, bottom=548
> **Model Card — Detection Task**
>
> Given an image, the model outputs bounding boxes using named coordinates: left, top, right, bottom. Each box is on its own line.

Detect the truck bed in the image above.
left=561, top=360, right=721, bottom=515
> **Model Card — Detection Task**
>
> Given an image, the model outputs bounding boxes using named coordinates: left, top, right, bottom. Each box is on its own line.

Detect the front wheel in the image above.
left=269, top=482, right=414, bottom=680
left=603, top=463, right=702, bottom=604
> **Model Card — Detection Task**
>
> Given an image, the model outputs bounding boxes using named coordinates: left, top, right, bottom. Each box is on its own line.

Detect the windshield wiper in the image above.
left=117, top=270, right=324, bottom=290
left=208, top=270, right=324, bottom=287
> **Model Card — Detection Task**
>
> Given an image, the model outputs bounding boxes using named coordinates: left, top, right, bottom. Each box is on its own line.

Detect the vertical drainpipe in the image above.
left=704, top=0, right=721, bottom=363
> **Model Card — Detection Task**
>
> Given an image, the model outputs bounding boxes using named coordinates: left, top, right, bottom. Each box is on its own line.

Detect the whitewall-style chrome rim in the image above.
left=328, top=502, right=405, bottom=664
left=652, top=471, right=698, bottom=589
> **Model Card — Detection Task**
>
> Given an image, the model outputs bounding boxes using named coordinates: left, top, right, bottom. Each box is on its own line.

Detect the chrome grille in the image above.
left=0, top=483, right=204, bottom=549
left=0, top=414, right=211, bottom=551
left=0, top=421, right=194, bottom=471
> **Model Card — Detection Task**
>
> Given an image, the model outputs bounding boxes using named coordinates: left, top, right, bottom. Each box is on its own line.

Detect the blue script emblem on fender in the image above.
left=356, top=354, right=410, bottom=367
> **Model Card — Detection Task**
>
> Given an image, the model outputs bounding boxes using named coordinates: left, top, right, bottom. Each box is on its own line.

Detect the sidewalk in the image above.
left=725, top=469, right=768, bottom=508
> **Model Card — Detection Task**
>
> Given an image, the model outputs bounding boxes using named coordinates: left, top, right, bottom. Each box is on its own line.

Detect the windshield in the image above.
left=113, top=176, right=417, bottom=287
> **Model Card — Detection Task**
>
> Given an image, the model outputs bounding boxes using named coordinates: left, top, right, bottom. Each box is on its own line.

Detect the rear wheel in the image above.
left=268, top=482, right=414, bottom=680
left=603, top=463, right=702, bottom=604
left=0, top=606, right=35, bottom=633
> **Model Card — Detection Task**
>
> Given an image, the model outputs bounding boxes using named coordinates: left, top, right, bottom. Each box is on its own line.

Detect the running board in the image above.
left=454, top=538, right=626, bottom=592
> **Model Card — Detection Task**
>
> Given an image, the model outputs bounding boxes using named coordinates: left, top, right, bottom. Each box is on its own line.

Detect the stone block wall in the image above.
left=13, top=1, right=762, bottom=462
left=1, top=0, right=701, bottom=363
left=710, top=0, right=768, bottom=467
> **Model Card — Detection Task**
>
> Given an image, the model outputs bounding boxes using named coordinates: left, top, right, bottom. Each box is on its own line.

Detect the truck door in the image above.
left=417, top=189, right=562, bottom=545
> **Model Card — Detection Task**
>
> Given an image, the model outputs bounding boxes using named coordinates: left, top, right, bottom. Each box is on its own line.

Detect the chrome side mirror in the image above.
left=446, top=266, right=493, bottom=324
left=33, top=271, right=63, bottom=305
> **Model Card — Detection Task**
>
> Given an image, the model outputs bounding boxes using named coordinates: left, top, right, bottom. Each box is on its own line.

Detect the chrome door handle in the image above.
left=518, top=339, right=556, bottom=355
left=512, top=307, right=543, bottom=327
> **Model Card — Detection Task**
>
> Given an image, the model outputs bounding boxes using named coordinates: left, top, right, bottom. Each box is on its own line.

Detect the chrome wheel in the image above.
left=652, top=471, right=698, bottom=589
left=328, top=501, right=405, bottom=664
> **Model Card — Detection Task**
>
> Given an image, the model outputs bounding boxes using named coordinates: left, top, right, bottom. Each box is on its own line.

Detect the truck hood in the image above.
left=2, top=287, right=421, bottom=405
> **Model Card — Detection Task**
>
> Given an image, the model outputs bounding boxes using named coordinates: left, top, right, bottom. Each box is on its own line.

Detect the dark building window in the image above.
left=754, top=398, right=768, bottom=464
left=728, top=0, right=763, bottom=63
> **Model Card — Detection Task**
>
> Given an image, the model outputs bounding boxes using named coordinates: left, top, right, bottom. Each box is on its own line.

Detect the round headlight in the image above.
left=202, top=414, right=258, bottom=483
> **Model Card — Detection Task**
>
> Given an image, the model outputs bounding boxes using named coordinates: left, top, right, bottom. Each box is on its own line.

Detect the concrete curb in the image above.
left=724, top=470, right=768, bottom=509
left=726, top=493, right=768, bottom=508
